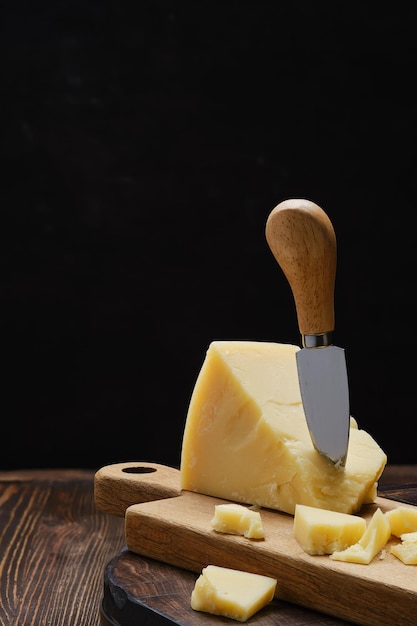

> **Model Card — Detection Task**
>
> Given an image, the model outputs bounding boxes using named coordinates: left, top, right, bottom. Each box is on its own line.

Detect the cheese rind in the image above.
left=180, top=341, right=387, bottom=515
left=191, top=565, right=277, bottom=622
left=211, top=503, right=264, bottom=539
left=294, top=504, right=366, bottom=555
left=330, top=508, right=391, bottom=564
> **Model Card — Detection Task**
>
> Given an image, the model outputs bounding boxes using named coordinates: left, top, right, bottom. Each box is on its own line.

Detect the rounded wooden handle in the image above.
left=265, top=199, right=336, bottom=336
left=94, top=462, right=181, bottom=517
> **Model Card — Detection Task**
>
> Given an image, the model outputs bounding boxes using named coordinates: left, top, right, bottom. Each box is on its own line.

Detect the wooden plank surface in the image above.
left=1, top=466, right=415, bottom=626
left=0, top=470, right=125, bottom=626
left=95, top=463, right=417, bottom=626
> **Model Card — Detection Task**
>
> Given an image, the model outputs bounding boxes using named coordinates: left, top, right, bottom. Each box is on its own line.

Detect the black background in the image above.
left=3, top=1, right=417, bottom=470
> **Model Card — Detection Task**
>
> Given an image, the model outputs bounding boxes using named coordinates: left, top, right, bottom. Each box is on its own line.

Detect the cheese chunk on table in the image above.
left=211, top=503, right=265, bottom=539
left=294, top=504, right=366, bottom=555
left=191, top=565, right=277, bottom=622
left=181, top=341, right=387, bottom=515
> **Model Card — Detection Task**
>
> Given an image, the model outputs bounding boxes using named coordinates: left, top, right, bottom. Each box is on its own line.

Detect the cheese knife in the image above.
left=265, top=198, right=350, bottom=466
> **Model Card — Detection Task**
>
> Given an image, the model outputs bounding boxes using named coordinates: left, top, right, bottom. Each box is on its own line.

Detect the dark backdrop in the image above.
left=3, top=2, right=416, bottom=469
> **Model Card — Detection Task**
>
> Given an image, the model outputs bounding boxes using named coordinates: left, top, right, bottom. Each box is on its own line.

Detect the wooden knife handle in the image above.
left=265, top=199, right=337, bottom=337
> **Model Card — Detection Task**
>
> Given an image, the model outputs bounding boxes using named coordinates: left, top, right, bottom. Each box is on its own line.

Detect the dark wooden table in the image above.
left=0, top=469, right=124, bottom=626
left=0, top=465, right=416, bottom=626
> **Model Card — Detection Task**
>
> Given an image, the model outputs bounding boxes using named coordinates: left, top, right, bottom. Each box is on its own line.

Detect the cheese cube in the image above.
left=181, top=341, right=387, bottom=515
left=294, top=504, right=366, bottom=555
left=191, top=565, right=277, bottom=622
left=330, top=508, right=391, bottom=564
left=211, top=503, right=264, bottom=539
left=385, top=506, right=417, bottom=537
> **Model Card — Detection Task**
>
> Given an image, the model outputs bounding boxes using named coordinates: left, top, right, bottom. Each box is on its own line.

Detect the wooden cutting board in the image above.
left=95, top=462, right=417, bottom=626
left=100, top=548, right=352, bottom=625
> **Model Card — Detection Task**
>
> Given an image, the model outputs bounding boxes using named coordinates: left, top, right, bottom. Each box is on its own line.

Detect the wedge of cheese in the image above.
left=294, top=504, right=366, bottom=555
left=211, top=503, right=264, bottom=539
left=330, top=508, right=391, bottom=564
left=181, top=341, right=387, bottom=515
left=191, top=565, right=277, bottom=622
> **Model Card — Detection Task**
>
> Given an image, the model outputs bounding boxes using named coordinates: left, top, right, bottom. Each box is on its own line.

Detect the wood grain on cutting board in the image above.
left=95, top=463, right=417, bottom=626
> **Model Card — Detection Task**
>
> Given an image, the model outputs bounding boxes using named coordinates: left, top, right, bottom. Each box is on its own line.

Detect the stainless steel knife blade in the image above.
left=265, top=198, right=350, bottom=466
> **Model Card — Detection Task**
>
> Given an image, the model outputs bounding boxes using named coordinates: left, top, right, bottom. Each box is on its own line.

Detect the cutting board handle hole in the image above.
left=121, top=466, right=157, bottom=475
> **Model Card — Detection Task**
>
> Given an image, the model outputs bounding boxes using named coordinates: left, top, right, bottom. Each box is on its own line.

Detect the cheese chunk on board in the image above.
left=191, top=565, right=277, bottom=622
left=391, top=532, right=417, bottom=565
left=385, top=506, right=417, bottom=537
left=294, top=504, right=366, bottom=555
left=330, top=507, right=391, bottom=564
left=181, top=341, right=387, bottom=515
left=211, top=503, right=264, bottom=539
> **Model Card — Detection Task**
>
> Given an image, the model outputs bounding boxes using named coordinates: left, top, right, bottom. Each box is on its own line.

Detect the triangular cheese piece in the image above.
left=181, top=341, right=387, bottom=515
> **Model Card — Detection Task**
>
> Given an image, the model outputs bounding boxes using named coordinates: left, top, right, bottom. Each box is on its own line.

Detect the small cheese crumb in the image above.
left=211, top=503, right=265, bottom=539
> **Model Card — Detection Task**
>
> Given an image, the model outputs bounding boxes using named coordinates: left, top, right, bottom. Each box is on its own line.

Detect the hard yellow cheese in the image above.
left=294, top=504, right=366, bottom=555
left=181, top=341, right=387, bottom=515
left=330, top=508, right=391, bottom=564
left=191, top=565, right=277, bottom=622
left=211, top=503, right=264, bottom=539
left=391, top=531, right=417, bottom=565
left=385, top=506, right=417, bottom=537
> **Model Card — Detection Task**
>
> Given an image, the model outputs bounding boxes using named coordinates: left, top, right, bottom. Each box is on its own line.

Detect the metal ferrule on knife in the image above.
left=302, top=332, right=333, bottom=348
